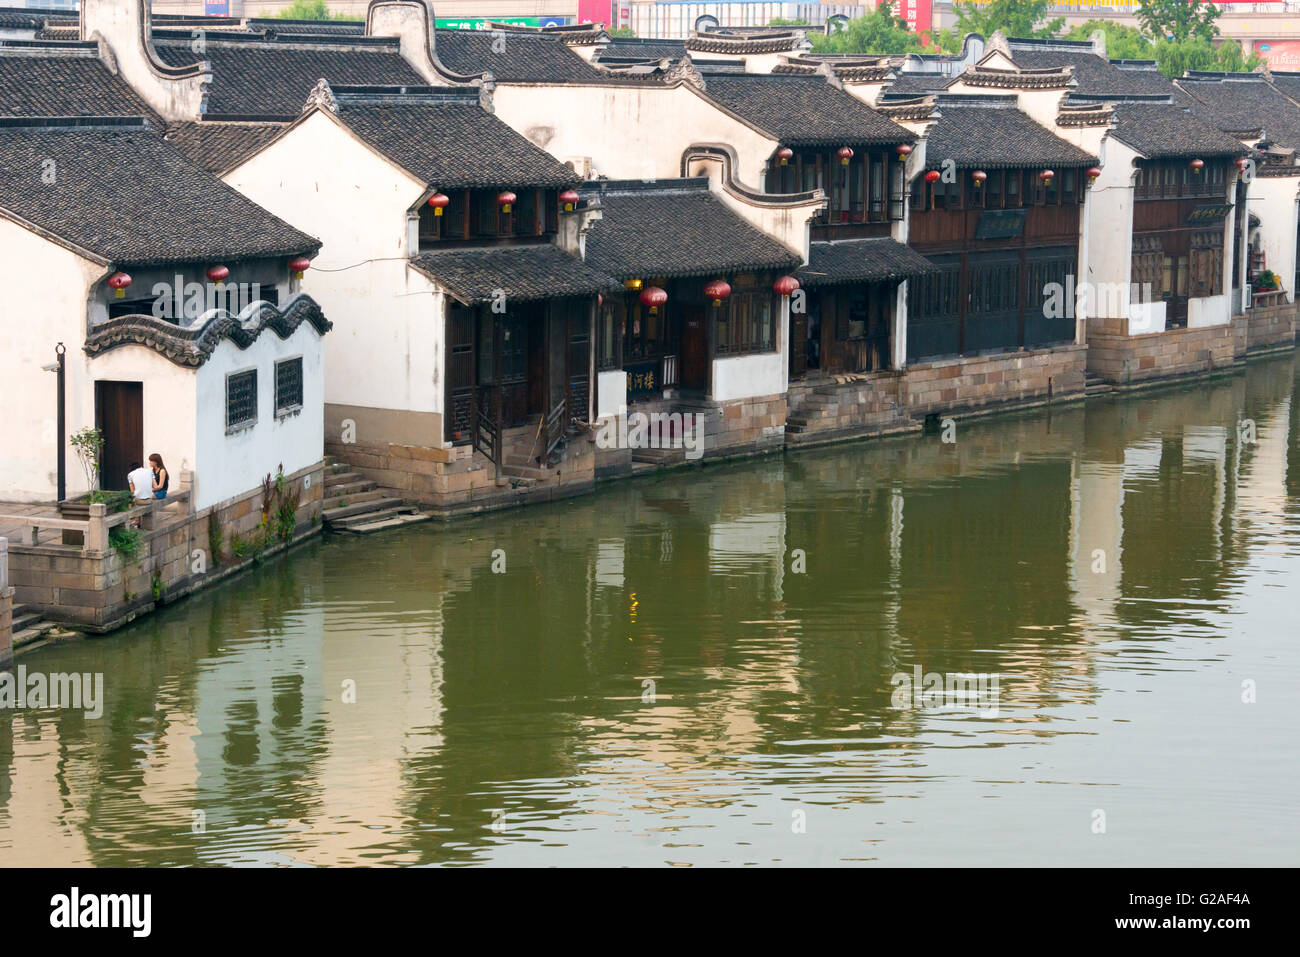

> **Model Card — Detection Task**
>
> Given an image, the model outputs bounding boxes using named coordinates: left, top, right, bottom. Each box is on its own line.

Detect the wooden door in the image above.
left=95, top=380, right=143, bottom=492
left=789, top=310, right=808, bottom=379
left=547, top=303, right=567, bottom=415
left=681, top=305, right=709, bottom=392
left=445, top=303, right=477, bottom=443
left=566, top=301, right=591, bottom=423
left=503, top=311, right=530, bottom=426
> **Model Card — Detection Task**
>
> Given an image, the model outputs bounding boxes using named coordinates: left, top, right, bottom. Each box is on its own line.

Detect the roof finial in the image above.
left=303, top=78, right=337, bottom=114
left=666, top=56, right=706, bottom=91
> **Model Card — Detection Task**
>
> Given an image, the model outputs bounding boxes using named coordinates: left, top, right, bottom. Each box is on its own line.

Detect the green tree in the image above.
left=1063, top=20, right=1154, bottom=60
left=1135, top=0, right=1220, bottom=43
left=276, top=0, right=361, bottom=21
left=952, top=0, right=1064, bottom=40
left=808, top=3, right=928, bottom=55
left=606, top=27, right=637, bottom=38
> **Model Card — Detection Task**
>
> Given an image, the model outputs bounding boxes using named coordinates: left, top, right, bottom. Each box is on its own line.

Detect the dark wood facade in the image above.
left=766, top=146, right=906, bottom=242
left=597, top=273, right=783, bottom=401
left=1129, top=159, right=1233, bottom=328
left=444, top=296, right=590, bottom=443
left=906, top=166, right=1086, bottom=362
left=420, top=188, right=561, bottom=249
left=790, top=283, right=895, bottom=378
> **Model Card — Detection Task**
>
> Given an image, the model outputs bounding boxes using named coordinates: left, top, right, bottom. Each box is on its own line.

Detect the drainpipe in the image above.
left=43, top=343, right=67, bottom=502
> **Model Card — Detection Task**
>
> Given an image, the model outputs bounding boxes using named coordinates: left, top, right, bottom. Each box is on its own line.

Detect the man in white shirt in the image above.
left=127, top=462, right=154, bottom=503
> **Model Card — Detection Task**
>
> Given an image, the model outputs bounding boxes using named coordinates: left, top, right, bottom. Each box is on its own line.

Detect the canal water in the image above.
left=3, top=354, right=1298, bottom=867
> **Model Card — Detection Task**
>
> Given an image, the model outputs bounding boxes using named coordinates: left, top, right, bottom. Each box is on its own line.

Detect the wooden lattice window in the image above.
left=275, top=357, right=303, bottom=414
left=226, top=369, right=257, bottom=431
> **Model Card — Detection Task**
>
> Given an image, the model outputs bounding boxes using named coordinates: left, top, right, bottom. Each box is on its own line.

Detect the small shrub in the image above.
left=109, top=525, right=143, bottom=561
left=207, top=512, right=225, bottom=566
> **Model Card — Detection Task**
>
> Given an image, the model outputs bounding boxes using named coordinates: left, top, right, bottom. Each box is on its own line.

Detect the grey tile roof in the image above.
left=580, top=180, right=802, bottom=280
left=164, top=121, right=286, bottom=174
left=798, top=238, right=937, bottom=287
left=595, top=39, right=689, bottom=63
left=432, top=29, right=605, bottom=83
left=1176, top=74, right=1300, bottom=148
left=245, top=18, right=366, bottom=37
left=0, top=122, right=319, bottom=265
left=0, top=7, right=62, bottom=30
left=701, top=74, right=914, bottom=146
left=1107, top=100, right=1247, bottom=159
left=924, top=96, right=1097, bottom=169
left=151, top=38, right=426, bottom=117
left=84, top=295, right=332, bottom=368
left=335, top=100, right=580, bottom=189
left=0, top=49, right=161, bottom=122
left=410, top=243, right=613, bottom=305
left=888, top=73, right=951, bottom=95
left=1269, top=72, right=1300, bottom=103
left=1009, top=49, right=1172, bottom=97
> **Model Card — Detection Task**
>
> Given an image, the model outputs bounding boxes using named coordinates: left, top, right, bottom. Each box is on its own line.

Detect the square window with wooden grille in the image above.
left=226, top=369, right=257, bottom=431
left=275, top=357, right=303, bottom=414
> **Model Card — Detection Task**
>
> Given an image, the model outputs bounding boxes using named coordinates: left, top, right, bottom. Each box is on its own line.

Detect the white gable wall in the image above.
left=225, top=111, right=442, bottom=422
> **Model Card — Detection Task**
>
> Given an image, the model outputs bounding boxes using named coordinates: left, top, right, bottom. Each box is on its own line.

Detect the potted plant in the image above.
left=60, top=426, right=106, bottom=544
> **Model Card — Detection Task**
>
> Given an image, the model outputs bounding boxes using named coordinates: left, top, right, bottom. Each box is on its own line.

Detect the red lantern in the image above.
left=704, top=279, right=731, bottom=306
left=837, top=146, right=854, bottom=166
left=971, top=170, right=988, bottom=187
left=206, top=265, right=229, bottom=286
left=773, top=276, right=800, bottom=297
left=560, top=189, right=579, bottom=211
left=924, top=170, right=941, bottom=184
left=107, top=272, right=132, bottom=299
left=896, top=143, right=913, bottom=157
left=497, top=191, right=517, bottom=213
left=289, top=256, right=311, bottom=280
left=640, top=286, right=667, bottom=314
left=776, top=147, right=794, bottom=166
left=1236, top=157, right=1251, bottom=179
left=1039, top=169, right=1054, bottom=185
left=427, top=192, right=449, bottom=216
left=1189, top=158, right=1205, bottom=174
left=1087, top=166, right=1102, bottom=184
left=597, top=293, right=603, bottom=308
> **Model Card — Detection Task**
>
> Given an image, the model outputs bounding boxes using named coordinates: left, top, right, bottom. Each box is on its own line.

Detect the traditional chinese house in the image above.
left=1175, top=70, right=1300, bottom=356
left=899, top=93, right=1097, bottom=363
left=976, top=34, right=1252, bottom=388
left=580, top=179, right=804, bottom=467
left=224, top=82, right=612, bottom=513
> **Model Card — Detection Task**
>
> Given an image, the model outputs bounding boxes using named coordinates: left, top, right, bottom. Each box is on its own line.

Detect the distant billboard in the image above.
left=1255, top=40, right=1300, bottom=70
left=898, top=0, right=932, bottom=36
left=204, top=0, right=229, bottom=15
left=435, top=17, right=571, bottom=30
left=577, top=0, right=614, bottom=26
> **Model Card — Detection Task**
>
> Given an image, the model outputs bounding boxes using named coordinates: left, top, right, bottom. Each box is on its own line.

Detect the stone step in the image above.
left=325, top=468, right=366, bottom=485
left=322, top=496, right=410, bottom=522
left=330, top=504, right=419, bottom=529
left=502, top=462, right=548, bottom=481
left=13, top=620, right=57, bottom=649
left=323, top=478, right=375, bottom=498
left=321, top=488, right=387, bottom=509
left=12, top=610, right=43, bottom=632
left=335, top=512, right=434, bottom=535
left=496, top=474, right=539, bottom=488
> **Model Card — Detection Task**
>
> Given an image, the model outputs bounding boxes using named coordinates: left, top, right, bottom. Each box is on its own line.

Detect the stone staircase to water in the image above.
left=1084, top=372, right=1115, bottom=397
left=322, top=459, right=431, bottom=534
left=10, top=603, right=58, bottom=649
left=786, top=374, right=911, bottom=437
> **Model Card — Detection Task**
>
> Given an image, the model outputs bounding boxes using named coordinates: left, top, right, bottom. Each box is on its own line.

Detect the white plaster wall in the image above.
left=0, top=219, right=103, bottom=501
left=224, top=111, right=442, bottom=418
left=1247, top=175, right=1300, bottom=301
left=712, top=351, right=784, bottom=403
left=1128, top=300, right=1167, bottom=334
left=1085, top=137, right=1138, bottom=324
left=193, top=317, right=326, bottom=510
left=491, top=83, right=778, bottom=185
left=81, top=0, right=207, bottom=122
left=1188, top=293, right=1230, bottom=328
left=83, top=344, right=197, bottom=493
left=597, top=369, right=628, bottom=419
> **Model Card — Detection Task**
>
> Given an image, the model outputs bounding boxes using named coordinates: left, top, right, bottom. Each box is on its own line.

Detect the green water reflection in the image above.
left=2, top=353, right=1298, bottom=866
